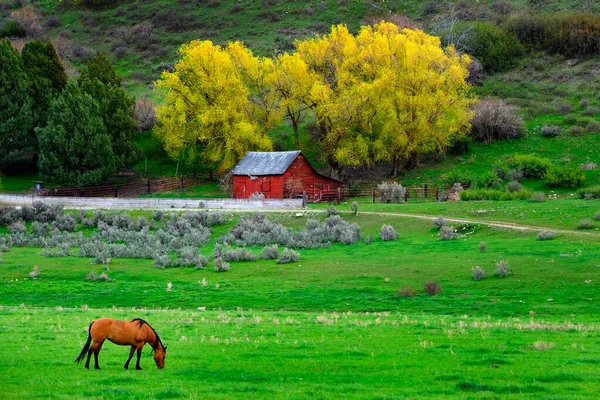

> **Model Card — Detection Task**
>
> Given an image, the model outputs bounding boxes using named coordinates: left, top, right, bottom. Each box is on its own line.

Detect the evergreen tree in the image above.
left=79, top=77, right=139, bottom=168
left=80, top=53, right=122, bottom=87
left=0, top=39, right=33, bottom=166
left=37, top=82, right=116, bottom=187
left=21, top=40, right=68, bottom=152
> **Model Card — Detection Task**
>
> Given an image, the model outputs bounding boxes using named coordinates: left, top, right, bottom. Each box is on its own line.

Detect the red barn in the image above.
left=231, top=151, right=342, bottom=201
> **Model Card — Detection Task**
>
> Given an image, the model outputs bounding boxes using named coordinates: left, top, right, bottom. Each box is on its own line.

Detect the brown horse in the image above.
left=75, top=318, right=167, bottom=370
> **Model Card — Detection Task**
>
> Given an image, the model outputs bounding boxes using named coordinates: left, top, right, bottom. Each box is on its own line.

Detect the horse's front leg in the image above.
left=124, top=346, right=135, bottom=370
left=135, top=345, right=143, bottom=370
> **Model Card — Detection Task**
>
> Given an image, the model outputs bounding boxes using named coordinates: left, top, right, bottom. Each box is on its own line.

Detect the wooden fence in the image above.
left=311, top=183, right=460, bottom=204
left=35, top=170, right=215, bottom=198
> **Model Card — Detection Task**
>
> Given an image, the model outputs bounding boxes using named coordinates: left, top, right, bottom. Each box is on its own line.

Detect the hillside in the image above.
left=1, top=0, right=600, bottom=194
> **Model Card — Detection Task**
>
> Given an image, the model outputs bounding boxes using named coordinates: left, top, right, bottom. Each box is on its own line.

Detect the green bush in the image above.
left=462, top=22, right=525, bottom=73
left=459, top=188, right=532, bottom=201
left=0, top=21, right=27, bottom=39
left=443, top=170, right=473, bottom=186
left=509, top=154, right=552, bottom=178
left=544, top=166, right=585, bottom=188
left=478, top=171, right=502, bottom=189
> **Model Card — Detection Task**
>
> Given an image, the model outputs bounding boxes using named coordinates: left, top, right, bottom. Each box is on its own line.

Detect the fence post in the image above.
left=435, top=187, right=439, bottom=202
left=337, top=187, right=341, bottom=204
left=193, top=165, right=197, bottom=179
left=180, top=175, right=184, bottom=189
left=209, top=169, right=213, bottom=181
left=114, top=185, right=118, bottom=198
left=147, top=179, right=151, bottom=194
left=372, top=187, right=375, bottom=204
left=302, top=191, right=306, bottom=208
left=423, top=184, right=428, bottom=199
left=404, top=189, right=409, bottom=203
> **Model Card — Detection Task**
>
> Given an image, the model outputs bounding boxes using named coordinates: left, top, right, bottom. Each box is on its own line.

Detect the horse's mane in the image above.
left=131, top=318, right=164, bottom=351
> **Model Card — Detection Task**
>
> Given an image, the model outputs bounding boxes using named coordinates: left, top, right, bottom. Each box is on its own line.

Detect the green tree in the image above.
left=21, top=40, right=68, bottom=152
left=79, top=77, right=139, bottom=168
left=0, top=39, right=33, bottom=166
left=80, top=53, right=122, bottom=87
left=37, top=83, right=115, bottom=187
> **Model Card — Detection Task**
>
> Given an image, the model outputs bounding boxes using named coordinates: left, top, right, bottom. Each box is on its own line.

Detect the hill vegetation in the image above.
left=0, top=0, right=599, bottom=196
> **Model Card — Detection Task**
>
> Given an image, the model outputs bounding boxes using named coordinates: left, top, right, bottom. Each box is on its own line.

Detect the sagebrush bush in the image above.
left=530, top=192, right=546, bottom=202
left=471, top=100, right=525, bottom=144
left=351, top=201, right=358, bottom=216
left=84, top=271, right=114, bottom=282
left=471, top=266, right=487, bottom=280
left=585, top=121, right=599, bottom=133
left=578, top=185, right=600, bottom=199
left=567, top=126, right=585, bottom=136
left=261, top=244, right=279, bottom=260
left=594, top=211, right=600, bottom=221
left=507, top=181, right=525, bottom=192
left=537, top=231, right=556, bottom=240
left=326, top=205, right=338, bottom=216
left=479, top=240, right=487, bottom=253
left=438, top=226, right=458, bottom=240
left=494, top=260, right=510, bottom=277
left=277, top=247, right=300, bottom=264
left=364, top=234, right=372, bottom=244
left=432, top=216, right=447, bottom=229
left=397, top=286, right=417, bottom=298
left=379, top=224, right=398, bottom=241
left=152, top=254, right=171, bottom=269
left=544, top=166, right=585, bottom=188
left=53, top=214, right=77, bottom=232
left=423, top=281, right=441, bottom=296
left=377, top=182, right=406, bottom=203
left=577, top=219, right=594, bottom=230
left=540, top=124, right=560, bottom=137
left=214, top=257, right=230, bottom=272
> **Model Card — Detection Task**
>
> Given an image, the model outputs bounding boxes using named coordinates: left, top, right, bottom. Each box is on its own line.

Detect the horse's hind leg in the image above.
left=91, top=341, right=104, bottom=370
left=124, top=346, right=135, bottom=370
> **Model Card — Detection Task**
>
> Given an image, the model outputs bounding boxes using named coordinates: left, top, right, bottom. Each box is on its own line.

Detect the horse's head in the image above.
left=153, top=345, right=166, bottom=369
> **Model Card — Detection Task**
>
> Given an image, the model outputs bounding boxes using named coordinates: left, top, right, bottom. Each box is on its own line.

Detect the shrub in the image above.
left=397, top=286, right=417, bottom=298
left=544, top=166, right=585, bottom=188
left=509, top=154, right=551, bottom=178
left=10, top=6, right=43, bottom=39
left=494, top=260, right=510, bottom=277
left=364, top=234, right=372, bottom=244
left=578, top=185, right=600, bottom=199
left=479, top=241, right=486, bottom=253
left=507, top=181, right=525, bottom=192
left=44, top=15, right=62, bottom=28
left=438, top=226, right=458, bottom=240
left=540, top=124, right=560, bottom=137
left=478, top=171, right=502, bottom=189
left=543, top=13, right=600, bottom=58
left=249, top=192, right=265, bottom=200
left=152, top=210, right=165, bottom=222
left=530, top=192, right=546, bottom=202
left=326, top=205, right=338, bottom=216
left=567, top=125, right=585, bottom=136
left=84, top=271, right=114, bottom=282
left=377, top=182, right=406, bottom=203
left=432, top=216, right=447, bottom=229
left=423, top=281, right=441, bottom=296
left=214, top=257, right=230, bottom=272
left=461, top=22, right=524, bottom=73
left=594, top=211, right=600, bottom=221
left=471, top=266, right=487, bottom=280
left=422, top=1, right=438, bottom=15
left=220, top=245, right=257, bottom=262
left=379, top=224, right=398, bottom=241
left=134, top=99, right=156, bottom=132
left=0, top=21, right=27, bottom=38
left=0, top=252, right=3, bottom=264
left=508, top=169, right=524, bottom=182
left=283, top=177, right=303, bottom=198
left=581, top=107, right=599, bottom=117
left=53, top=214, right=77, bottom=232
left=261, top=244, right=279, bottom=260
left=351, top=201, right=358, bottom=216
left=9, top=221, right=26, bottom=235
left=537, top=231, right=556, bottom=240
left=577, top=219, right=594, bottom=230
left=555, top=103, right=573, bottom=115
left=277, top=247, right=300, bottom=264
left=152, top=254, right=171, bottom=269
left=471, top=100, right=525, bottom=144
left=585, top=121, right=599, bottom=133
left=444, top=170, right=473, bottom=187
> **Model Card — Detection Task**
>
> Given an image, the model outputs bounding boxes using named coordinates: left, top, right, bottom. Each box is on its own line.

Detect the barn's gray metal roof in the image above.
left=232, top=151, right=301, bottom=176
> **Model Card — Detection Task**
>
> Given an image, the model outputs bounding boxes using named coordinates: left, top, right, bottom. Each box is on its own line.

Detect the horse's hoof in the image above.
left=136, top=367, right=142, bottom=370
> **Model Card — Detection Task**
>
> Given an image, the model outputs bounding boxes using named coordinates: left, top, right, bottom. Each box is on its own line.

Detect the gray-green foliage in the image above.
left=261, top=244, right=279, bottom=260
left=494, top=260, right=510, bottom=277
left=438, top=226, right=459, bottom=240
left=277, top=248, right=300, bottom=264
left=377, top=182, right=406, bottom=203
left=537, top=231, right=556, bottom=240
left=37, top=82, right=116, bottom=186
left=379, top=224, right=398, bottom=241
left=471, top=266, right=487, bottom=280
left=214, top=257, right=230, bottom=272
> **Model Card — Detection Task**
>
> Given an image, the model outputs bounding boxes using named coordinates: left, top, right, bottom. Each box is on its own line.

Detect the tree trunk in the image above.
left=291, top=118, right=300, bottom=150
left=404, top=154, right=420, bottom=170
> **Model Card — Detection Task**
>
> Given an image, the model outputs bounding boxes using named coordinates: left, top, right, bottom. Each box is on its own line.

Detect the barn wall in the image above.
left=233, top=176, right=284, bottom=199
left=282, top=154, right=341, bottom=196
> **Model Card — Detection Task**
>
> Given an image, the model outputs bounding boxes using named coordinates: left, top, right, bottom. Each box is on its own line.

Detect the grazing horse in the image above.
left=75, top=318, right=167, bottom=370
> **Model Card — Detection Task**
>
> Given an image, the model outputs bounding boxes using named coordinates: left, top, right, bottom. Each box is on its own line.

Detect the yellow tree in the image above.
left=359, top=23, right=475, bottom=175
left=155, top=40, right=272, bottom=172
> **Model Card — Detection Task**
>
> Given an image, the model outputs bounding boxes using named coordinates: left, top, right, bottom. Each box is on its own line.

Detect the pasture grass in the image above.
left=1, top=210, right=600, bottom=397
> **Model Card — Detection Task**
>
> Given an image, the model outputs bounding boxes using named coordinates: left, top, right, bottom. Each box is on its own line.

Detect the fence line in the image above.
left=315, top=183, right=465, bottom=204
left=34, top=170, right=215, bottom=198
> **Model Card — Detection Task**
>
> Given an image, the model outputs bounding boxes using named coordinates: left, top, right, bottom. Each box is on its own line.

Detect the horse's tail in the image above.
left=75, top=321, right=94, bottom=364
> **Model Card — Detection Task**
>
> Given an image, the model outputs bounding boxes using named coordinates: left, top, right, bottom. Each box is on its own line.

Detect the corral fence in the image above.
left=307, top=183, right=467, bottom=204
left=34, top=170, right=215, bottom=198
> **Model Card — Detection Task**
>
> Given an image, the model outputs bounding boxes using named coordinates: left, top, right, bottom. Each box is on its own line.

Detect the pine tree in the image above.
left=37, top=82, right=116, bottom=187
left=80, top=53, right=122, bottom=87
left=0, top=39, right=33, bottom=166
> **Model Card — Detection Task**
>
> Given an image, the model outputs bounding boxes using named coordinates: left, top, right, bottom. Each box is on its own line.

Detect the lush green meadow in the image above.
left=1, top=207, right=600, bottom=398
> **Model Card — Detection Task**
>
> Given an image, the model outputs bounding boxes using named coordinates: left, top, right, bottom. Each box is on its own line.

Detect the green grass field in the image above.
left=1, top=205, right=600, bottom=398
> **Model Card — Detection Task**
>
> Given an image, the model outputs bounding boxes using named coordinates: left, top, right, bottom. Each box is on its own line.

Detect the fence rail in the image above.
left=307, top=183, right=464, bottom=204
left=35, top=170, right=214, bottom=198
